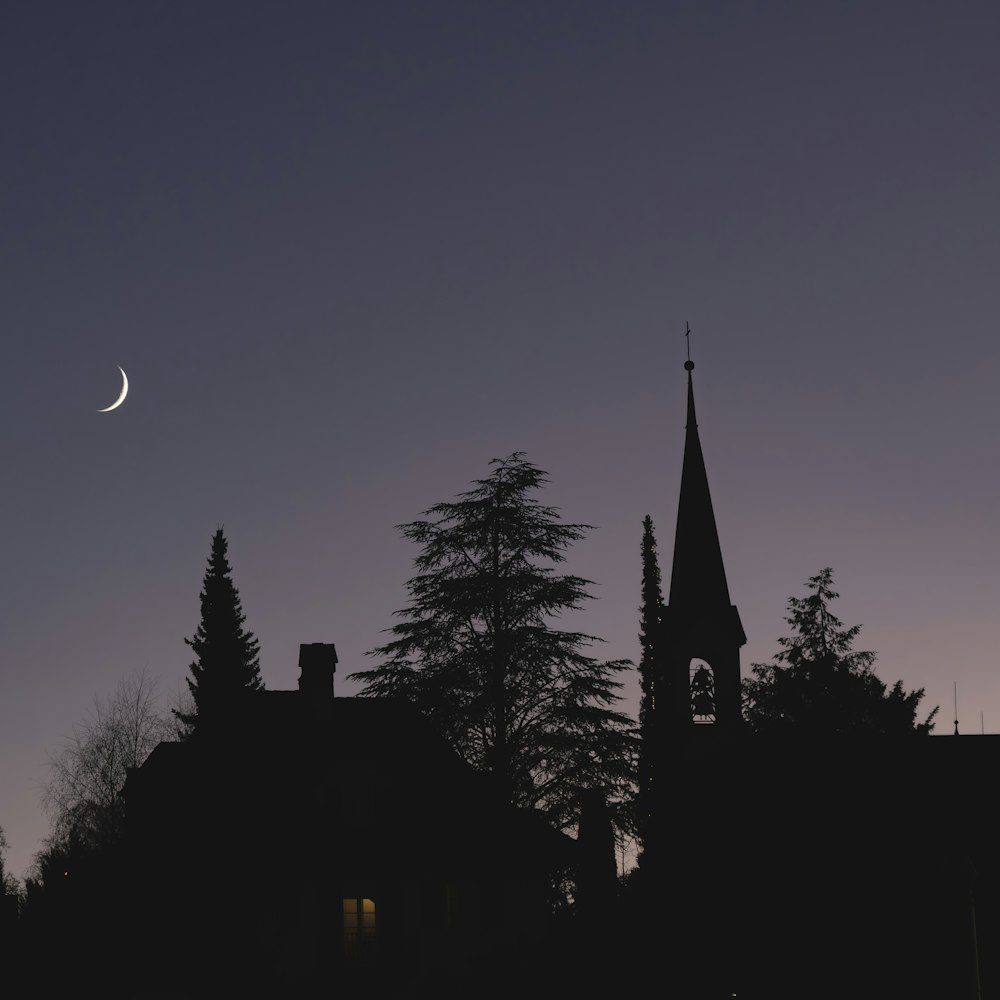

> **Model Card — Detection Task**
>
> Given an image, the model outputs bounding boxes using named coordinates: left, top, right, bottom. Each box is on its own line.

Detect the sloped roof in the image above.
left=124, top=690, right=578, bottom=875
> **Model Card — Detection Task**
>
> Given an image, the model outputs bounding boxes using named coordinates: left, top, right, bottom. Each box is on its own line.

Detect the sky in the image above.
left=3, top=0, right=1000, bottom=883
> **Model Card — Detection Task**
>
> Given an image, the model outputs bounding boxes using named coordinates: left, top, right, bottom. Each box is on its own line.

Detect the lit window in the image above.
left=343, top=897, right=376, bottom=965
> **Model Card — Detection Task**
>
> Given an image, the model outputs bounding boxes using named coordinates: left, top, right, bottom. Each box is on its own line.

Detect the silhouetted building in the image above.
left=120, top=643, right=576, bottom=998
left=661, top=359, right=747, bottom=733
left=634, top=359, right=997, bottom=1000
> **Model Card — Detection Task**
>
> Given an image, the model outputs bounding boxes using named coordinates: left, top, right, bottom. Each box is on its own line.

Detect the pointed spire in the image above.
left=668, top=356, right=734, bottom=612
left=658, top=332, right=745, bottom=735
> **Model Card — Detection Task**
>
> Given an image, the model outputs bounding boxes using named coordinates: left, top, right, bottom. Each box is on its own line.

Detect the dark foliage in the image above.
left=573, top=788, right=618, bottom=932
left=743, top=567, right=938, bottom=735
left=16, top=815, right=134, bottom=995
left=44, top=671, right=172, bottom=849
left=349, top=453, right=638, bottom=839
left=636, top=514, right=664, bottom=853
left=0, top=827, right=21, bottom=949
left=15, top=673, right=174, bottom=993
left=174, top=528, right=262, bottom=735
left=0, top=827, right=18, bottom=901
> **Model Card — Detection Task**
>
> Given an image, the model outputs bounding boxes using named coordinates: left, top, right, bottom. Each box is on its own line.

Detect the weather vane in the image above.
left=684, top=321, right=694, bottom=371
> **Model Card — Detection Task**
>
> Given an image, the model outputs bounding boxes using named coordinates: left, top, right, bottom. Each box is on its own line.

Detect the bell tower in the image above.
left=634, top=346, right=749, bottom=999
left=660, top=356, right=745, bottom=734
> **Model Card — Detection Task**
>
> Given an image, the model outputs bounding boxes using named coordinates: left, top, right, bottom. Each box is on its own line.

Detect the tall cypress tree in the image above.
left=637, top=515, right=664, bottom=859
left=174, top=528, right=262, bottom=736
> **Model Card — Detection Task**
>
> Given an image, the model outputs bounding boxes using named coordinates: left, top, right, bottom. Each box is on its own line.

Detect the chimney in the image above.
left=298, top=642, right=338, bottom=698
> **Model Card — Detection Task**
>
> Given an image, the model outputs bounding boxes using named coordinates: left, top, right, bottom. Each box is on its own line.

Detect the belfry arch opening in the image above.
left=689, top=659, right=716, bottom=723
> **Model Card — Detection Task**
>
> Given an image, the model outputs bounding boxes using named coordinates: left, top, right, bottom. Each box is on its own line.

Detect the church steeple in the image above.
left=668, top=361, right=735, bottom=612
left=661, top=354, right=746, bottom=730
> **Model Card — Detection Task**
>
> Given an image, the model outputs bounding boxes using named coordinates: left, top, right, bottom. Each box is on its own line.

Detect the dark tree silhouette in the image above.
left=20, top=671, right=173, bottom=991
left=0, top=833, right=17, bottom=982
left=636, top=514, right=664, bottom=856
left=574, top=788, right=618, bottom=931
left=18, top=820, right=127, bottom=995
left=0, top=827, right=20, bottom=905
left=174, top=528, right=262, bottom=735
left=44, top=670, right=172, bottom=848
left=742, top=567, right=938, bottom=734
left=350, top=453, right=637, bottom=838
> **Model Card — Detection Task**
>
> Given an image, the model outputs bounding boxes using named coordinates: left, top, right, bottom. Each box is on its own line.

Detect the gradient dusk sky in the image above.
left=4, top=1, right=1000, bottom=882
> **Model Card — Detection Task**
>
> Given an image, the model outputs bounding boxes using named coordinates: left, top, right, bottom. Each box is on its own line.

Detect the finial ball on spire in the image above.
left=684, top=360, right=695, bottom=371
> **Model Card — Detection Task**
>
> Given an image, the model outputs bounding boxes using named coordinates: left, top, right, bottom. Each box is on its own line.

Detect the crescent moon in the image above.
left=97, top=366, right=129, bottom=412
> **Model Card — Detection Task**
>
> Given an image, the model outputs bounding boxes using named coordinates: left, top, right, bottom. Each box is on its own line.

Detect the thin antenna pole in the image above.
left=954, top=682, right=959, bottom=736
left=685, top=321, right=691, bottom=362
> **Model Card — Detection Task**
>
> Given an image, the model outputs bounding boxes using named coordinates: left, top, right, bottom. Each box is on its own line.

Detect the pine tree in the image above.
left=349, top=453, right=638, bottom=838
left=743, top=567, right=938, bottom=735
left=174, top=528, right=262, bottom=735
left=636, top=515, right=664, bottom=856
